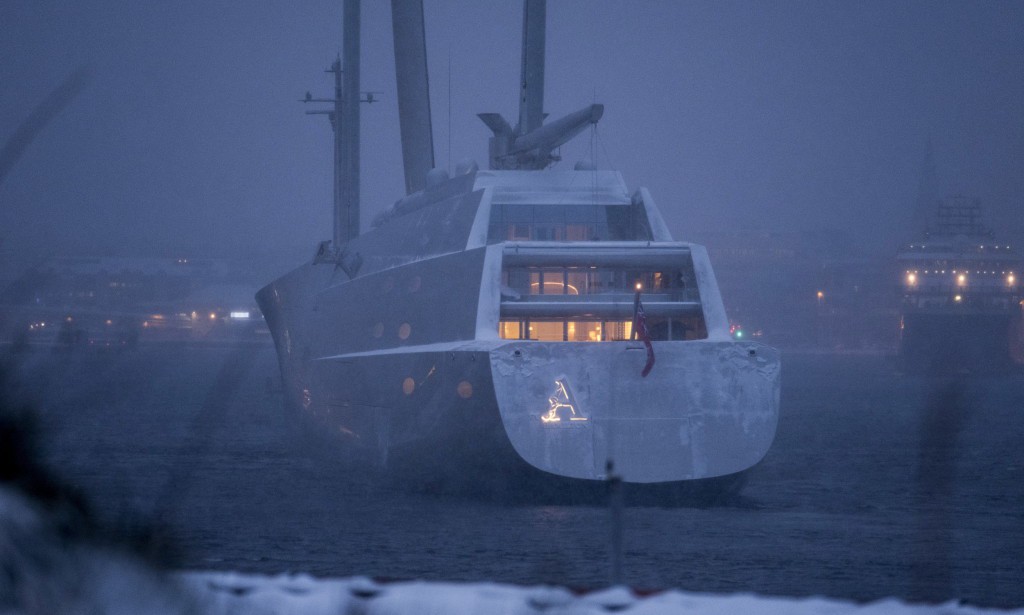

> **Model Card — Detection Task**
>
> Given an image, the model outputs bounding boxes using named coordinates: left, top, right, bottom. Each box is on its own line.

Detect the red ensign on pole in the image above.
left=632, top=286, right=655, bottom=377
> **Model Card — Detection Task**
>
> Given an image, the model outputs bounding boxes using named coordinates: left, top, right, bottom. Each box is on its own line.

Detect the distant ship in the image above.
left=257, top=0, right=780, bottom=500
left=897, top=196, right=1023, bottom=371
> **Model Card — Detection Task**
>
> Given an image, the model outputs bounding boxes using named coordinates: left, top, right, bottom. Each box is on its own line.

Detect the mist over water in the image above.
left=3, top=2, right=1024, bottom=610
left=4, top=343, right=1021, bottom=607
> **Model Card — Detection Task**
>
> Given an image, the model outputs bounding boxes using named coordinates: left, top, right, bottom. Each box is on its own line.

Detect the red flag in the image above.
left=632, top=294, right=655, bottom=377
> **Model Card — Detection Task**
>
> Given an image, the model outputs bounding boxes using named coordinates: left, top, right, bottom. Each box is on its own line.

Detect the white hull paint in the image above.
left=258, top=170, right=780, bottom=493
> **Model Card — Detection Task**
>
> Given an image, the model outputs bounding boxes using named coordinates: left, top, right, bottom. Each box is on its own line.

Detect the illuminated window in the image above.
left=529, top=271, right=542, bottom=295
left=500, top=320, right=522, bottom=339
left=503, top=265, right=697, bottom=300
left=566, top=270, right=589, bottom=295
left=498, top=318, right=706, bottom=341
left=529, top=321, right=565, bottom=341
left=567, top=321, right=602, bottom=342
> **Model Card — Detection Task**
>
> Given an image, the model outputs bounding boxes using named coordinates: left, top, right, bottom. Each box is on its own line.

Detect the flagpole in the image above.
left=632, top=282, right=656, bottom=377
left=632, top=282, right=641, bottom=340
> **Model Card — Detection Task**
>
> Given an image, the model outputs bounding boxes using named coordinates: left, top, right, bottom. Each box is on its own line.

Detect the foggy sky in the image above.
left=1, top=1, right=1022, bottom=260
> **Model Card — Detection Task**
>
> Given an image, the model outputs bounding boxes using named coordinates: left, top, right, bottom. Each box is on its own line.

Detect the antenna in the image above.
left=302, top=0, right=378, bottom=248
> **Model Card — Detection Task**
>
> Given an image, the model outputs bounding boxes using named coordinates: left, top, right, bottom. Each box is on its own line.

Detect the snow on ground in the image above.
left=182, top=571, right=1023, bottom=615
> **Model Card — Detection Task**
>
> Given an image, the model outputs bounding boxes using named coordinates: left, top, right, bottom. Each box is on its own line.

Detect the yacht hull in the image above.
left=259, top=265, right=779, bottom=497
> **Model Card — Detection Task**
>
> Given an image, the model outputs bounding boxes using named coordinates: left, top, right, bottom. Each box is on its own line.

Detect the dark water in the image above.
left=6, top=343, right=1024, bottom=607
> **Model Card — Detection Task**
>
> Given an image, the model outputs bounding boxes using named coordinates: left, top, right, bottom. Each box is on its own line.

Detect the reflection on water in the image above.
left=3, top=343, right=1023, bottom=607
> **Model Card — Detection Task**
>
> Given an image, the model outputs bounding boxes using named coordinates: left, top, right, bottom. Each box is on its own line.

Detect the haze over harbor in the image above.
left=2, top=1, right=1022, bottom=259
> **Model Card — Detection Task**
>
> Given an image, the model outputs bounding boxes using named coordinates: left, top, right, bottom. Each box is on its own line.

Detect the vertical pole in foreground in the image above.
left=607, top=458, right=624, bottom=586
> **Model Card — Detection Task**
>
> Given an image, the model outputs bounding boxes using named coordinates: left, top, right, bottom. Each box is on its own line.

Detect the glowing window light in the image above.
left=209, top=312, right=217, bottom=320
left=906, top=273, right=917, bottom=285
left=954, top=295, right=963, bottom=303
left=1009, top=274, right=1016, bottom=285
left=816, top=291, right=824, bottom=300
left=229, top=311, right=250, bottom=319
left=957, top=273, right=967, bottom=286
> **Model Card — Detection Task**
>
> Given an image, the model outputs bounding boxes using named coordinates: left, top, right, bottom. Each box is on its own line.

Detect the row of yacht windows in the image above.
left=493, top=223, right=609, bottom=243
left=487, top=203, right=652, bottom=243
left=499, top=316, right=707, bottom=342
left=502, top=267, right=696, bottom=299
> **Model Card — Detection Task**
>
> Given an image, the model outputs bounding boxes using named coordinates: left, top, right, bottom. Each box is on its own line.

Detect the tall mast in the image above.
left=303, top=0, right=374, bottom=249
left=479, top=0, right=603, bottom=170
left=518, top=0, right=546, bottom=136
left=391, top=0, right=435, bottom=194
left=339, top=0, right=361, bottom=243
